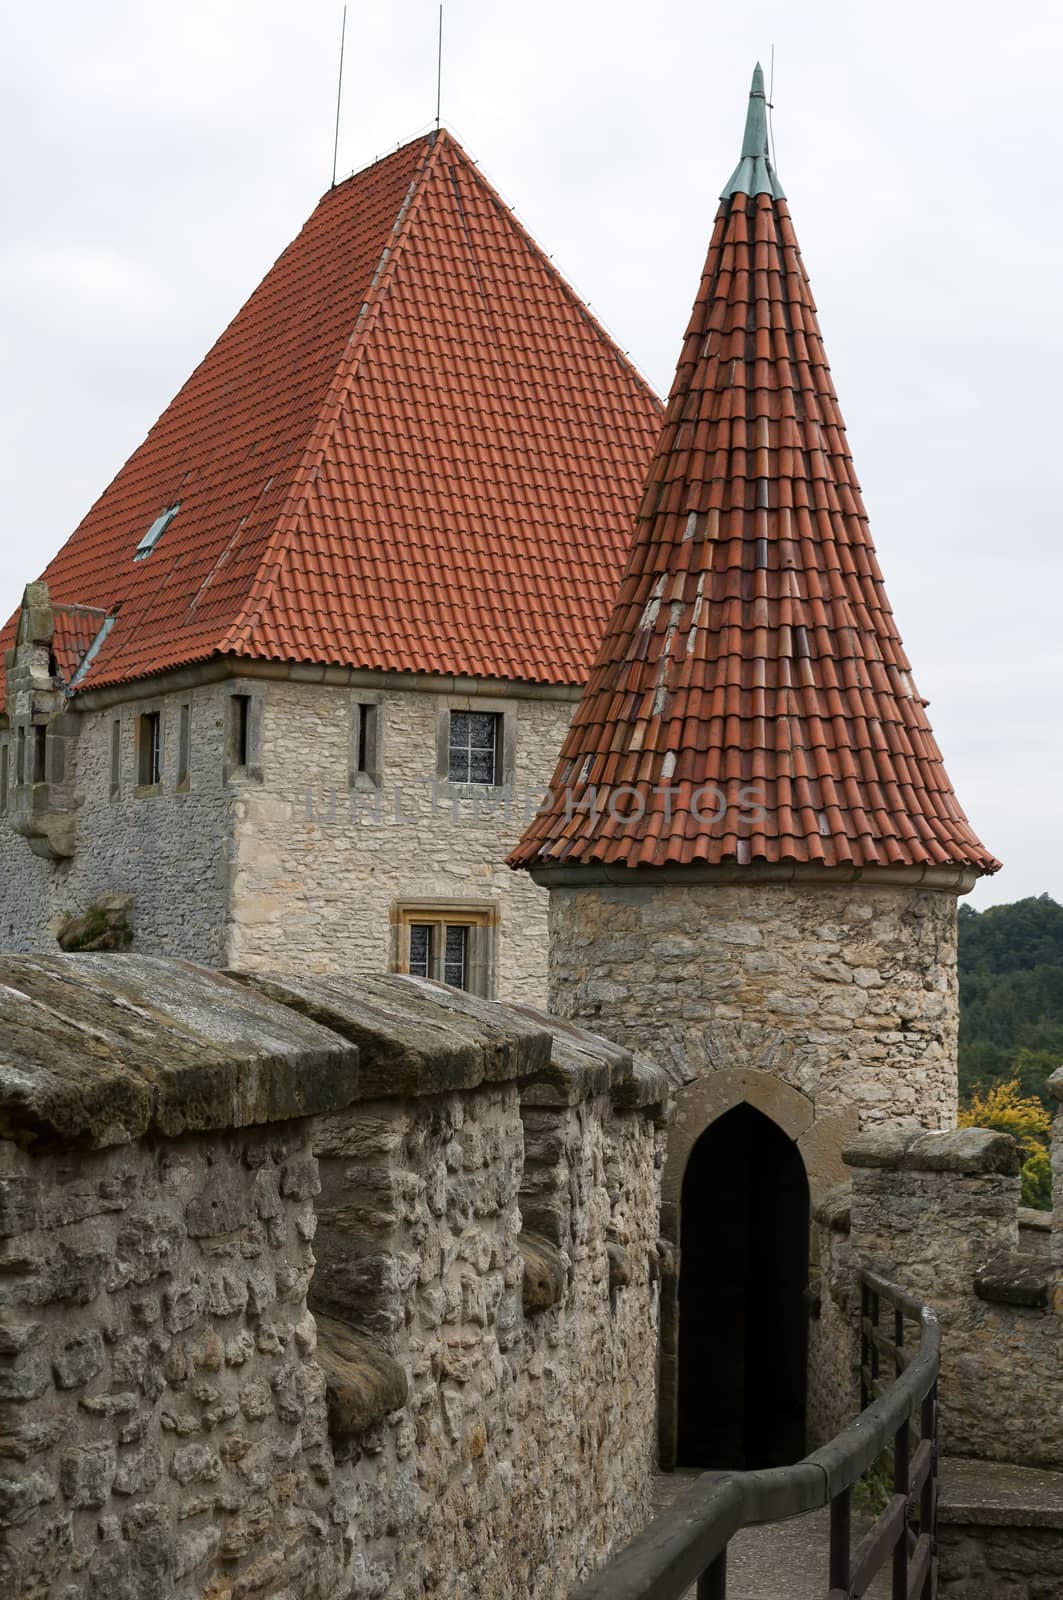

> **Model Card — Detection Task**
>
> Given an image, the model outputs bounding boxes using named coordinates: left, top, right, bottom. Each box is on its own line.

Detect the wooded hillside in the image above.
left=958, top=893, right=1063, bottom=1106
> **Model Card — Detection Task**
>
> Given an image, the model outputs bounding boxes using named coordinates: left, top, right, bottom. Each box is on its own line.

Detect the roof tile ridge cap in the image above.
left=218, top=132, right=445, bottom=654
left=444, top=135, right=662, bottom=411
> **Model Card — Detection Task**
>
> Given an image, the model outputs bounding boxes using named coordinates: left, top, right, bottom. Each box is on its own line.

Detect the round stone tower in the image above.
left=509, top=66, right=998, bottom=1469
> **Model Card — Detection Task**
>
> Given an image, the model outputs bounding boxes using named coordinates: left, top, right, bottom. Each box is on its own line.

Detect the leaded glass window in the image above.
left=409, top=923, right=433, bottom=978
left=448, top=711, right=500, bottom=785
left=444, top=925, right=468, bottom=989
left=396, top=906, right=494, bottom=998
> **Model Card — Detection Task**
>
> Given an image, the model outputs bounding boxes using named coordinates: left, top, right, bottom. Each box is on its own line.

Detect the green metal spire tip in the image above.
left=721, top=61, right=785, bottom=202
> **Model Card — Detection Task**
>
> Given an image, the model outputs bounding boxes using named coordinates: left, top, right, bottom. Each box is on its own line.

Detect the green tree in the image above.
left=958, top=1080, right=1053, bottom=1210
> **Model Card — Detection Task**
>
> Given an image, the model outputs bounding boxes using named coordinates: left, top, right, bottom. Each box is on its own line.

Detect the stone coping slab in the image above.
left=844, top=1124, right=1022, bottom=1176
left=973, top=1250, right=1051, bottom=1308
left=505, top=1004, right=669, bottom=1110
left=234, top=972, right=661, bottom=1110
left=230, top=971, right=553, bottom=1099
left=0, top=954, right=359, bottom=1148
left=0, top=959, right=665, bottom=1150
left=508, top=1004, right=630, bottom=1105
left=940, top=1457, right=1063, bottom=1529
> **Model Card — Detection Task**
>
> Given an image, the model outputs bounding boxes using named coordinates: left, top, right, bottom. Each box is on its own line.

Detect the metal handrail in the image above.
left=571, top=1271, right=940, bottom=1600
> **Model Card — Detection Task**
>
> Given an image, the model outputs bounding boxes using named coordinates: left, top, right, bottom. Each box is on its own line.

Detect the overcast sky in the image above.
left=3, top=1, right=1059, bottom=909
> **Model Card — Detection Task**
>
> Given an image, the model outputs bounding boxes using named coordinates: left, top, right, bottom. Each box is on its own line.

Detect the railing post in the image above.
left=698, top=1548, right=727, bottom=1599
left=860, top=1278, right=874, bottom=1410
left=895, top=1307, right=904, bottom=1380
left=892, top=1415, right=910, bottom=1599
left=829, top=1486, right=851, bottom=1596
left=921, top=1382, right=938, bottom=1600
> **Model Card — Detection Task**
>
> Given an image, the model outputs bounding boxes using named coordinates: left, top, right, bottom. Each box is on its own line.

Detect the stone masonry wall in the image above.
left=806, top=1189, right=857, bottom=1449
left=0, top=1119, right=337, bottom=1600
left=0, top=956, right=667, bottom=1600
left=306, top=1081, right=662, bottom=1597
left=547, top=879, right=961, bottom=1128
left=0, top=684, right=234, bottom=963
left=228, top=680, right=574, bottom=1004
left=1, top=677, right=574, bottom=1005
left=847, top=1122, right=1063, bottom=1468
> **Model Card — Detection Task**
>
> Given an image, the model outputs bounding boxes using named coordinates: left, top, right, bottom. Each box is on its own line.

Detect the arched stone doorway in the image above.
left=676, top=1104, right=810, bottom=1469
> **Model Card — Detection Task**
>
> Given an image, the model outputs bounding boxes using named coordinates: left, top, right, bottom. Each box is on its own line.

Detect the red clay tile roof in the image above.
left=50, top=605, right=109, bottom=690
left=1, top=131, right=659, bottom=702
left=511, top=72, right=998, bottom=877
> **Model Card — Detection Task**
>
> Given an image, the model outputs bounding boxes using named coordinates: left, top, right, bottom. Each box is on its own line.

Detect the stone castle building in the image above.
left=0, top=130, right=660, bottom=1002
left=510, top=65, right=998, bottom=1470
left=8, top=63, right=1055, bottom=1600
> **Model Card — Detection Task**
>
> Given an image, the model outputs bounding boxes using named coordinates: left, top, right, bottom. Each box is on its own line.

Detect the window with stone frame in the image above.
left=393, top=903, right=496, bottom=997
left=230, top=695, right=251, bottom=770
left=447, top=711, right=501, bottom=785
left=350, top=698, right=382, bottom=787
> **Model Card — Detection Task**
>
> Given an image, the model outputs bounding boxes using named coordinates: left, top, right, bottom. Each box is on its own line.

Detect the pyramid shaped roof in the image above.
left=2, top=131, right=660, bottom=698
left=511, top=69, right=998, bottom=877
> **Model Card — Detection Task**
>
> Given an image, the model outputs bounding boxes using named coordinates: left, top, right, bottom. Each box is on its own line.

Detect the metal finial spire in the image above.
left=330, top=5, right=347, bottom=188
left=721, top=61, right=785, bottom=201
left=436, top=4, right=443, bottom=131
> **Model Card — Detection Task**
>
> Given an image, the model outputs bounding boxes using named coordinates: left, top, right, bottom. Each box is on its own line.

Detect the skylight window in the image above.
left=134, top=504, right=179, bottom=560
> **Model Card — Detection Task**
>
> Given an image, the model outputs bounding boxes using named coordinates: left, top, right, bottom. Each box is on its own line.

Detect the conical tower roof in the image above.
left=511, top=68, right=998, bottom=877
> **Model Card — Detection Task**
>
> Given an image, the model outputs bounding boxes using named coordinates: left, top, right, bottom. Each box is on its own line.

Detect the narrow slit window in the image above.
left=110, top=718, right=122, bottom=799
left=137, top=712, right=161, bottom=788
left=15, top=726, right=25, bottom=786
left=177, top=702, right=192, bottom=788
left=32, top=725, right=47, bottom=784
left=0, top=741, right=8, bottom=812
left=355, top=703, right=378, bottom=775
left=134, top=504, right=179, bottom=560
left=231, top=695, right=251, bottom=769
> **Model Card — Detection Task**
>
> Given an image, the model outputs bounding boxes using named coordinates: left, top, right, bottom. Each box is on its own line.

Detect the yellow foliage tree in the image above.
left=959, top=1078, right=1053, bottom=1209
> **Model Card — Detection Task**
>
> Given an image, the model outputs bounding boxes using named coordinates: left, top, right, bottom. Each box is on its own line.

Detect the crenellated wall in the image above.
left=0, top=956, right=669, bottom=1600
left=845, top=1090, right=1063, bottom=1599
